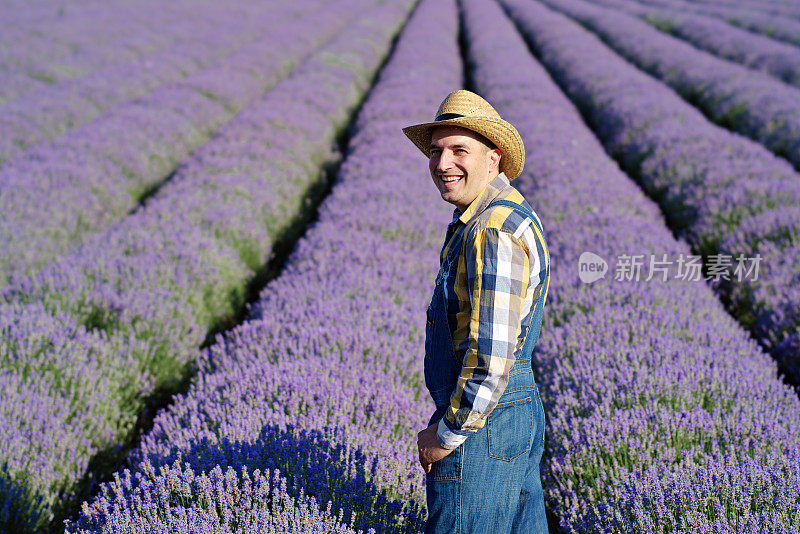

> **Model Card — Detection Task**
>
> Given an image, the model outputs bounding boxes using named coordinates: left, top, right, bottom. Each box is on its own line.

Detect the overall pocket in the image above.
left=487, top=396, right=534, bottom=461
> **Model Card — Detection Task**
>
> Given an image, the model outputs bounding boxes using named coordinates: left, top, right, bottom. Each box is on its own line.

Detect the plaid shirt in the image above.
left=435, top=173, right=550, bottom=449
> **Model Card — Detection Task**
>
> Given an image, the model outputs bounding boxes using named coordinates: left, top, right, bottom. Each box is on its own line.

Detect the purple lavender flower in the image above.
left=0, top=2, right=351, bottom=285
left=69, top=0, right=459, bottom=530
left=0, top=1, right=279, bottom=113
left=499, top=0, right=800, bottom=385
left=466, top=0, right=800, bottom=529
left=678, top=0, right=800, bottom=21
left=590, top=0, right=800, bottom=87
left=537, top=0, right=800, bottom=170
left=717, top=208, right=800, bottom=382
left=1, top=2, right=414, bottom=531
left=67, top=464, right=365, bottom=534
left=631, top=0, right=800, bottom=47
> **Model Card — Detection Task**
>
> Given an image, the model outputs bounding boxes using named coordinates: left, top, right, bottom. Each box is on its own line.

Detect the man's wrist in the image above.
left=436, top=417, right=469, bottom=450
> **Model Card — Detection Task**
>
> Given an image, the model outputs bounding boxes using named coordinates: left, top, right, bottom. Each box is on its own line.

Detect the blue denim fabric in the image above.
left=424, top=199, right=549, bottom=533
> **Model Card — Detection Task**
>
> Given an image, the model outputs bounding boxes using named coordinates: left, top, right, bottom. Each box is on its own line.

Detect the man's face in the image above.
left=428, top=125, right=501, bottom=212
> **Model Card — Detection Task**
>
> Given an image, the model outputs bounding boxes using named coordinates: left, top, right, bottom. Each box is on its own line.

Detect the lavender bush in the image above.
left=718, top=209, right=800, bottom=383
left=537, top=0, right=800, bottom=170
left=0, top=2, right=414, bottom=530
left=66, top=0, right=462, bottom=530
left=0, top=0, right=260, bottom=107
left=590, top=0, right=800, bottom=87
left=680, top=0, right=800, bottom=20
left=73, top=462, right=366, bottom=534
left=68, top=464, right=364, bottom=534
left=465, top=0, right=800, bottom=529
left=0, top=1, right=345, bottom=285
left=632, top=0, right=800, bottom=47
left=499, top=0, right=800, bottom=384
left=0, top=302, right=143, bottom=531
left=0, top=1, right=291, bottom=163
left=0, top=0, right=113, bottom=27
left=0, top=1, right=181, bottom=79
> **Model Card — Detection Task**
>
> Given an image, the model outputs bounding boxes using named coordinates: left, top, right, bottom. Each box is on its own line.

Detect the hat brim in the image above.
left=402, top=116, right=525, bottom=180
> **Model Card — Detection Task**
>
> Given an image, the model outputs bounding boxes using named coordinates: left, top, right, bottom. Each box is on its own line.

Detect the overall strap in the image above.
left=485, top=199, right=545, bottom=237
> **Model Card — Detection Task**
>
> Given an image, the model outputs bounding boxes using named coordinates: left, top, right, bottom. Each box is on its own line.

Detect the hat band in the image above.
left=435, top=113, right=465, bottom=121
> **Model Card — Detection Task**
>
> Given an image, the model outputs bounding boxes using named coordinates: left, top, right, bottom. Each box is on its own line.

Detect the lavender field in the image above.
left=1, top=0, right=799, bottom=532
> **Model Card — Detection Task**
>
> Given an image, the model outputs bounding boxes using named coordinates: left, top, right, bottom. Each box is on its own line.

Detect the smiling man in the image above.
left=402, top=90, right=551, bottom=533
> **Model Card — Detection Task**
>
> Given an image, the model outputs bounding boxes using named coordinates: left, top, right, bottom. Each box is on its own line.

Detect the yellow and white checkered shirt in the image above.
left=435, top=173, right=550, bottom=449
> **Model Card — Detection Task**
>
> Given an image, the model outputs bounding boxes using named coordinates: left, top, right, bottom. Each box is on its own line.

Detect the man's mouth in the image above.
left=440, top=175, right=463, bottom=183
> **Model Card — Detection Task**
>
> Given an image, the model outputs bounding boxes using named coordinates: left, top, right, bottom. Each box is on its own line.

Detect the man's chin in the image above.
left=439, top=184, right=461, bottom=199
left=440, top=191, right=458, bottom=205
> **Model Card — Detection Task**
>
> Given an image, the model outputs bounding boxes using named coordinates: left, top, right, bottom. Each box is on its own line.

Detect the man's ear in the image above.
left=488, top=148, right=502, bottom=173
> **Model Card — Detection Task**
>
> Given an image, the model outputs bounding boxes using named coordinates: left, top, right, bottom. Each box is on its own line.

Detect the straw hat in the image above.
left=402, top=89, right=525, bottom=180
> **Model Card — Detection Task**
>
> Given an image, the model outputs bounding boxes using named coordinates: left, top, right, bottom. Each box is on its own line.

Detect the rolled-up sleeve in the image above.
left=436, top=226, right=533, bottom=449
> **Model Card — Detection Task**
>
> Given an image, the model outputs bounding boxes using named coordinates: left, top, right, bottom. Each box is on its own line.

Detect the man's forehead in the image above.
left=429, top=125, right=484, bottom=146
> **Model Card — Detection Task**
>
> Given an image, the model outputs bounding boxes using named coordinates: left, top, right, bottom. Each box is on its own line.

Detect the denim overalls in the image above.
left=424, top=199, right=549, bottom=534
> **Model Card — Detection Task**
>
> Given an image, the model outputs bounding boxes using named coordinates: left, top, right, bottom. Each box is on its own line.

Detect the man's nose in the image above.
left=436, top=150, right=454, bottom=171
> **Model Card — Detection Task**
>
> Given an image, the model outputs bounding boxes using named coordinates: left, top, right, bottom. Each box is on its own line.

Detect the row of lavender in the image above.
left=0, top=1, right=326, bottom=285
left=0, top=2, right=414, bottom=531
left=539, top=0, right=800, bottom=170
left=0, top=0, right=116, bottom=27
left=589, top=0, right=800, bottom=87
left=470, top=0, right=800, bottom=529
left=696, top=0, right=800, bottom=20
left=0, top=0, right=284, bottom=163
left=0, top=0, right=249, bottom=108
left=634, top=0, right=800, bottom=47
left=65, top=0, right=460, bottom=531
left=58, top=0, right=800, bottom=530
left=0, top=0, right=176, bottom=76
left=515, top=0, right=800, bottom=383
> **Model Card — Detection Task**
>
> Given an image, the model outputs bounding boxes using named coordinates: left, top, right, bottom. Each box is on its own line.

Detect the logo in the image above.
left=578, top=252, right=607, bottom=284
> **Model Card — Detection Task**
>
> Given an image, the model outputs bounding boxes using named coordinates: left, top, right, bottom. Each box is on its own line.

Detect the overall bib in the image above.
left=424, top=199, right=549, bottom=534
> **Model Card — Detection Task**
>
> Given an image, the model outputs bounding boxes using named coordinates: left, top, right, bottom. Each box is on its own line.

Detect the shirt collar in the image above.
left=455, top=172, right=511, bottom=225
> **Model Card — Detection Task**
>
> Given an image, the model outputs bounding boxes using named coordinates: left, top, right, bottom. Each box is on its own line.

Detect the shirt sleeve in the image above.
left=436, top=226, right=533, bottom=449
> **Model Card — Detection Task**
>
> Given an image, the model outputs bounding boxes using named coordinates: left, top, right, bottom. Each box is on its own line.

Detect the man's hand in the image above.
left=417, top=422, right=455, bottom=473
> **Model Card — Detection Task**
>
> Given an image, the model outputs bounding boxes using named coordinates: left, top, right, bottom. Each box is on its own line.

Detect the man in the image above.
left=402, top=90, right=551, bottom=533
